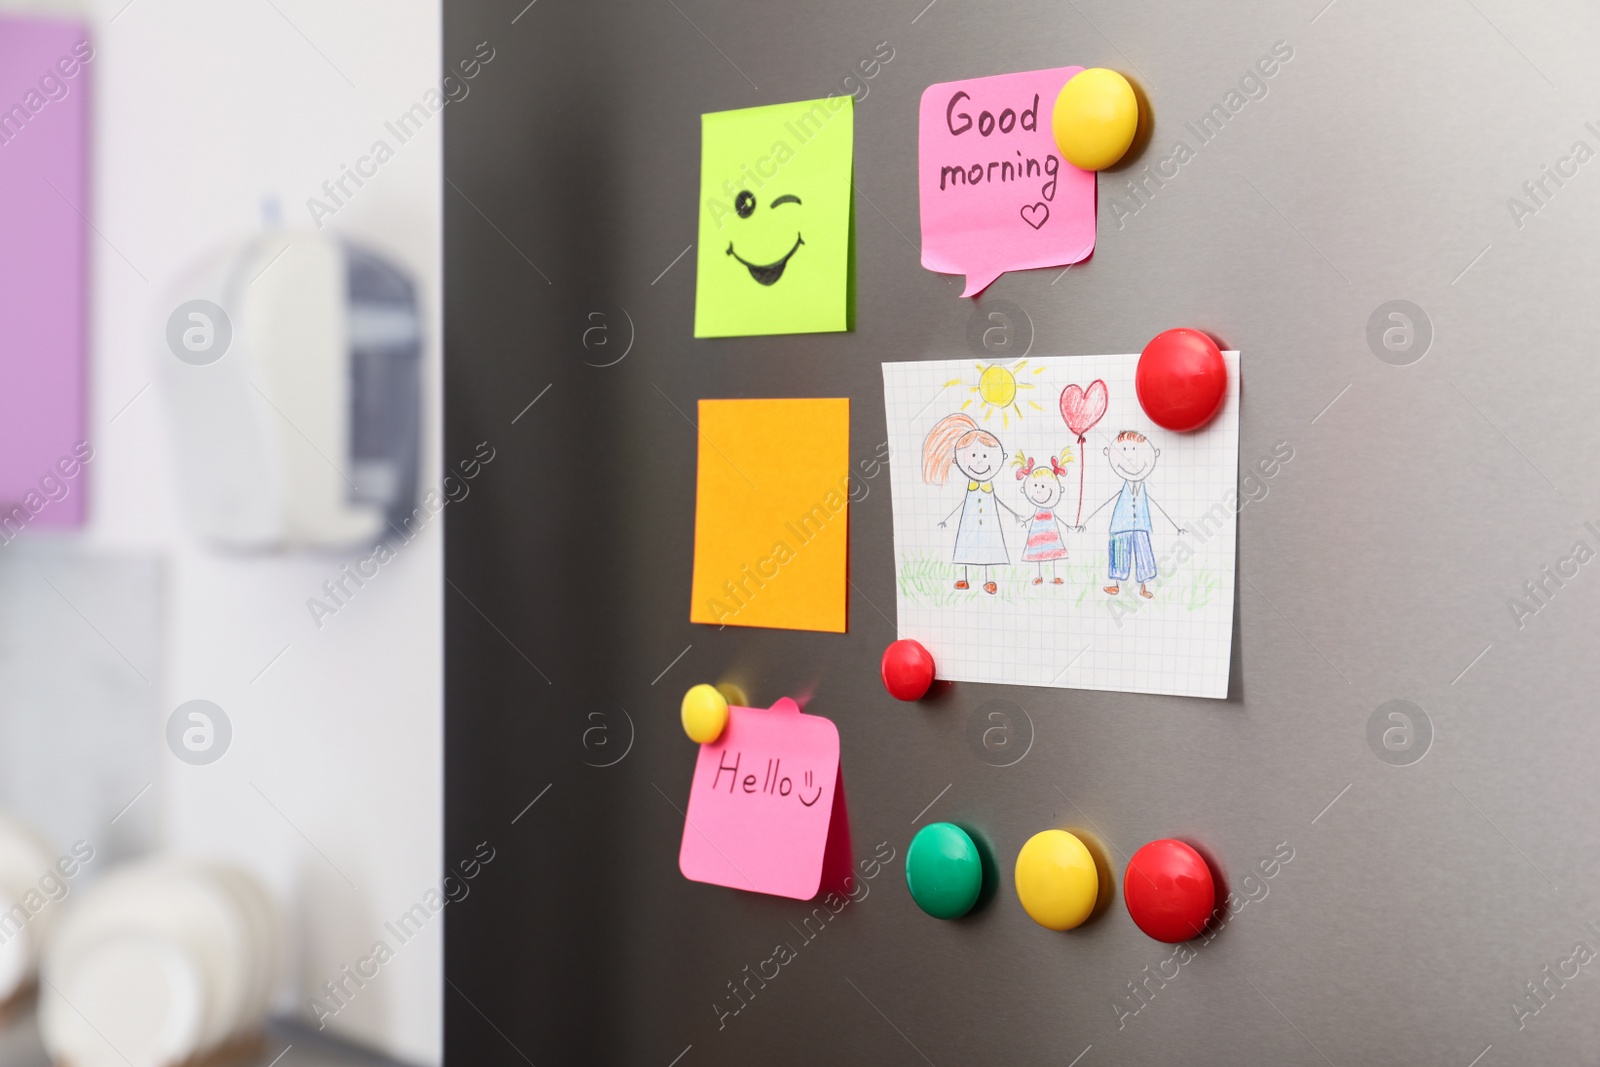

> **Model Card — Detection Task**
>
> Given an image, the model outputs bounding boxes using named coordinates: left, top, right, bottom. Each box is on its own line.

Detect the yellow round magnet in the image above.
left=681, top=684, right=729, bottom=744
left=1051, top=68, right=1138, bottom=171
left=1014, top=829, right=1099, bottom=931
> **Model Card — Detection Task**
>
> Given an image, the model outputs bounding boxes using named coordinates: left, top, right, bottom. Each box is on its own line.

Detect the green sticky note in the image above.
left=694, top=96, right=854, bottom=338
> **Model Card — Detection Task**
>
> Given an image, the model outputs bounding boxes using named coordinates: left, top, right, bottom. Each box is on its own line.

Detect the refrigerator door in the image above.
left=446, top=3, right=1600, bottom=1063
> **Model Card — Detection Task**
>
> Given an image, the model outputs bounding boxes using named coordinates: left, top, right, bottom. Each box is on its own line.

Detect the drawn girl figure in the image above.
left=923, top=413, right=1023, bottom=594
left=1014, top=450, right=1073, bottom=585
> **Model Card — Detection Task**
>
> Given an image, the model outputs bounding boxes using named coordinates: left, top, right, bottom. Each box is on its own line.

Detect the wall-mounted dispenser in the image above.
left=158, top=231, right=422, bottom=551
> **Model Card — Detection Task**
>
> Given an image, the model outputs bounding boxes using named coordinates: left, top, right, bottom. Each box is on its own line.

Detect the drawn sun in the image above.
left=947, top=359, right=1044, bottom=428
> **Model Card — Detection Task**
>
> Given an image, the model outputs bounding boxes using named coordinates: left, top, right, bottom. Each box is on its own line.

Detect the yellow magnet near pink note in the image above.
left=681, top=684, right=730, bottom=744
left=1014, top=829, right=1099, bottom=931
left=1051, top=68, right=1138, bottom=171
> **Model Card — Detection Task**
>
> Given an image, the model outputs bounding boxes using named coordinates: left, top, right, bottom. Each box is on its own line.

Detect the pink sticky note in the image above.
left=679, top=698, right=850, bottom=901
left=919, top=67, right=1096, bottom=297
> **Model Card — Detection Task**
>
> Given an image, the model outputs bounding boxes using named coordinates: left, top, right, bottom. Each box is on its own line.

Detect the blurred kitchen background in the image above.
left=0, top=0, right=443, bottom=1063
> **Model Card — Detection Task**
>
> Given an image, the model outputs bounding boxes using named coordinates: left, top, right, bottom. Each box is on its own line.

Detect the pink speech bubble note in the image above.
left=919, top=67, right=1096, bottom=297
left=678, top=698, right=847, bottom=900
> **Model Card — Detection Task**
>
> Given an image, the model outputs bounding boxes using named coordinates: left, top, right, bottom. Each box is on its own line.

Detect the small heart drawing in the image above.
left=1058, top=379, right=1109, bottom=438
left=1020, top=202, right=1049, bottom=229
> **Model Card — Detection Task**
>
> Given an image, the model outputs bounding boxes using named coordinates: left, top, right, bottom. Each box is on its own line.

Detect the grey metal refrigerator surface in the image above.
left=444, top=1, right=1600, bottom=1063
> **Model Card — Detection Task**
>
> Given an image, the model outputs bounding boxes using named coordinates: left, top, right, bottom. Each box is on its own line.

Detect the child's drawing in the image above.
left=1080, top=430, right=1186, bottom=600
left=882, top=352, right=1240, bottom=699
left=1014, top=451, right=1073, bottom=585
left=923, top=413, right=1024, bottom=594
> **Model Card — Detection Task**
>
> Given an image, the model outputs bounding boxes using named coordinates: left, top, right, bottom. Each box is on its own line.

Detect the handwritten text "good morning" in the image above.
left=935, top=90, right=1060, bottom=202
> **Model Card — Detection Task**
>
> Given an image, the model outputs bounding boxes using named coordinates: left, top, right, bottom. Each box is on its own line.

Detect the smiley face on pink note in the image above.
left=918, top=67, right=1097, bottom=296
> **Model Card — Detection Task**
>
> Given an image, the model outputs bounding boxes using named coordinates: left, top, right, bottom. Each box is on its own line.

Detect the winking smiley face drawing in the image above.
left=726, top=189, right=804, bottom=286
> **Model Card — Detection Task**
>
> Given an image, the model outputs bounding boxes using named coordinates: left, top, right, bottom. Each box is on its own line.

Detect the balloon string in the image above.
left=1074, top=433, right=1087, bottom=525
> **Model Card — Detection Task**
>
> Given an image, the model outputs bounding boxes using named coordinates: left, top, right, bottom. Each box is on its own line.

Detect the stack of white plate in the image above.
left=0, top=813, right=62, bottom=1006
left=38, top=860, right=283, bottom=1067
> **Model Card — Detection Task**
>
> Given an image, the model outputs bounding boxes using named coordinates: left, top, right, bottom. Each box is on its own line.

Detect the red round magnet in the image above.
left=881, top=639, right=935, bottom=701
left=1123, top=839, right=1215, bottom=943
left=1135, top=329, right=1227, bottom=432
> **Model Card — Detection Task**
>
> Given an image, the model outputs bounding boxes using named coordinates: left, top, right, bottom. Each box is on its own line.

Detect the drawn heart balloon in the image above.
left=1059, top=379, right=1108, bottom=526
left=1058, top=379, right=1108, bottom=440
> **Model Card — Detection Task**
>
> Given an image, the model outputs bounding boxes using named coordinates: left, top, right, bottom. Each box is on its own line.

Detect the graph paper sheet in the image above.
left=882, top=353, right=1239, bottom=699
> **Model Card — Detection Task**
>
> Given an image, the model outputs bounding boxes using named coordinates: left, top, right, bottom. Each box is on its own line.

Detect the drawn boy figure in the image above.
left=1080, top=431, right=1184, bottom=599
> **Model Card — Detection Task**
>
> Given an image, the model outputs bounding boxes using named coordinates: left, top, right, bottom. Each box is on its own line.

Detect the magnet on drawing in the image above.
left=881, top=639, right=936, bottom=701
left=1136, top=328, right=1227, bottom=432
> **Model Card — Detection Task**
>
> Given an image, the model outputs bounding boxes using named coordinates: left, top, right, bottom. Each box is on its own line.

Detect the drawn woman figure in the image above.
left=923, top=413, right=1023, bottom=594
left=1014, top=450, right=1072, bottom=585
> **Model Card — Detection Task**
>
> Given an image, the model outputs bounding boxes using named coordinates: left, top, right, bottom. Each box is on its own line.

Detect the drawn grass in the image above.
left=1178, top=563, right=1221, bottom=612
left=897, top=550, right=1224, bottom=613
left=897, top=550, right=1098, bottom=607
left=896, top=550, right=1023, bottom=606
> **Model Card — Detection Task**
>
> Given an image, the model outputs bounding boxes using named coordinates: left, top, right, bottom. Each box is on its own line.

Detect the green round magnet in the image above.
left=905, top=822, right=983, bottom=919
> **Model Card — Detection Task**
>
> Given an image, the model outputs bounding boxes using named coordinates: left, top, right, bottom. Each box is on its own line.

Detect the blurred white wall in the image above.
left=0, top=0, right=445, bottom=1062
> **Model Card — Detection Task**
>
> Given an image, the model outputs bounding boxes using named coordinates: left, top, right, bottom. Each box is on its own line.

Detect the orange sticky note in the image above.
left=690, top=398, right=849, bottom=632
